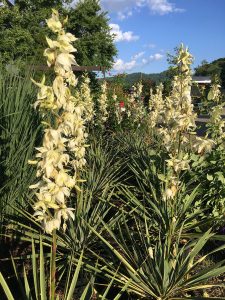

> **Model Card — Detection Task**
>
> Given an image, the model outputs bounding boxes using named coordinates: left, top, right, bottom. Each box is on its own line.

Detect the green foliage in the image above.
left=1, top=34, right=225, bottom=299
left=90, top=216, right=225, bottom=300
left=0, top=238, right=96, bottom=299
left=195, top=58, right=225, bottom=89
left=67, top=0, right=117, bottom=69
left=0, top=1, right=69, bottom=63
left=0, top=67, right=41, bottom=230
left=190, top=147, right=225, bottom=221
left=0, top=0, right=117, bottom=68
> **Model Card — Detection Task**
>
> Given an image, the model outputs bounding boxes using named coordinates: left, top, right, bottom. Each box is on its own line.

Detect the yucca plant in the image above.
left=121, top=182, right=214, bottom=239
left=4, top=185, right=122, bottom=280
left=0, top=237, right=128, bottom=300
left=1, top=127, right=128, bottom=299
left=0, top=67, right=41, bottom=232
left=4, top=129, right=125, bottom=249
left=122, top=135, right=218, bottom=236
left=84, top=135, right=127, bottom=196
left=0, top=237, right=90, bottom=299
left=89, top=215, right=225, bottom=300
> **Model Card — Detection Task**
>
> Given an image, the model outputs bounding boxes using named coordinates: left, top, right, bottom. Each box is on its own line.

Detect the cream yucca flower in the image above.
left=163, top=177, right=180, bottom=200
left=98, top=81, right=108, bottom=123
left=206, top=78, right=225, bottom=144
left=126, top=93, right=134, bottom=118
left=177, top=44, right=193, bottom=73
left=148, top=45, right=217, bottom=204
left=134, top=100, right=146, bottom=126
left=30, top=10, right=87, bottom=234
left=133, top=81, right=143, bottom=98
left=207, top=104, right=225, bottom=143
left=148, top=45, right=210, bottom=200
left=193, top=137, right=215, bottom=154
left=113, top=93, right=125, bottom=125
left=46, top=9, right=62, bottom=33
left=207, top=76, right=221, bottom=102
left=149, top=45, right=196, bottom=154
left=166, top=154, right=190, bottom=173
left=126, top=81, right=146, bottom=125
left=32, top=76, right=57, bottom=111
left=148, top=83, right=164, bottom=127
left=164, top=185, right=178, bottom=200
left=79, top=74, right=95, bottom=122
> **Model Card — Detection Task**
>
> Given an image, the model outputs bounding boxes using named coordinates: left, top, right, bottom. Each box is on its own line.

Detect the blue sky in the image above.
left=98, top=0, right=225, bottom=74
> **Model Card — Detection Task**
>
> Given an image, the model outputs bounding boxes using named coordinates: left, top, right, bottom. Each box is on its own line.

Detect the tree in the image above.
left=0, top=0, right=71, bottom=63
left=0, top=0, right=117, bottom=69
left=195, top=58, right=225, bottom=89
left=67, top=0, right=117, bottom=69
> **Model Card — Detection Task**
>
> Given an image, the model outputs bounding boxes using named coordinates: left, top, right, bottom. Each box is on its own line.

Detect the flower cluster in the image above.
left=207, top=76, right=222, bottom=103
left=157, top=45, right=196, bottom=153
left=113, top=93, right=123, bottom=125
left=29, top=10, right=87, bottom=234
left=147, top=45, right=215, bottom=200
left=206, top=78, right=225, bottom=143
left=133, top=81, right=143, bottom=98
left=148, top=83, right=164, bottom=128
left=126, top=81, right=145, bottom=125
left=79, top=74, right=95, bottom=122
left=97, top=80, right=108, bottom=123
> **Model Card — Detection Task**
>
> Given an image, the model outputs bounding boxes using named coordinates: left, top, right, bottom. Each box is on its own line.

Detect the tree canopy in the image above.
left=195, top=58, right=225, bottom=89
left=67, top=0, right=117, bottom=69
left=0, top=0, right=117, bottom=69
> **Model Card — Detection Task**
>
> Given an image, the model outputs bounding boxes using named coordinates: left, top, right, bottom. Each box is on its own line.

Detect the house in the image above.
left=192, top=76, right=211, bottom=85
left=191, top=76, right=211, bottom=110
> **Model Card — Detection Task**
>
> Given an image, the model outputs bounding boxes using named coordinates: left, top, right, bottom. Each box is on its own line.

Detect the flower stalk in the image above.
left=50, top=229, right=57, bottom=300
left=98, top=80, right=108, bottom=124
left=29, top=9, right=89, bottom=298
left=30, top=10, right=87, bottom=235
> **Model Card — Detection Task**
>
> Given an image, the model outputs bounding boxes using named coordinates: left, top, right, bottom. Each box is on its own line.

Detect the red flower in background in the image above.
left=119, top=101, right=125, bottom=108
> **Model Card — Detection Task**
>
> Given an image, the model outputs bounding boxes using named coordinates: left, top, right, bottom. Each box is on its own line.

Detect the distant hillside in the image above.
left=123, top=72, right=170, bottom=85
left=106, top=71, right=169, bottom=86
left=105, top=57, right=225, bottom=88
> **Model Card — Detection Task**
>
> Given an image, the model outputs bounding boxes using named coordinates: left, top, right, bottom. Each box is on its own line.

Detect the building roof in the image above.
left=192, top=76, right=211, bottom=84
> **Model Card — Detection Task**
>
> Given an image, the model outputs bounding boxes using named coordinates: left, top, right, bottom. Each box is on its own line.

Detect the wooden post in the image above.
left=34, top=65, right=106, bottom=78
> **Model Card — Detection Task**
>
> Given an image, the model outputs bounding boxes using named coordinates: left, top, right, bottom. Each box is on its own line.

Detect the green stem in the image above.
left=50, top=229, right=57, bottom=300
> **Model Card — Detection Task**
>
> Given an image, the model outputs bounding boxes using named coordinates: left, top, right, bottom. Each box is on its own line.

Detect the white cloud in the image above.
left=142, top=58, right=148, bottom=65
left=113, top=52, right=164, bottom=72
left=110, top=23, right=139, bottom=42
left=146, top=0, right=185, bottom=15
left=141, top=53, right=164, bottom=65
left=149, top=53, right=164, bottom=60
left=72, top=0, right=184, bottom=20
left=113, top=58, right=137, bottom=72
left=118, top=10, right=133, bottom=20
left=132, top=51, right=145, bottom=60
left=101, top=0, right=137, bottom=13
left=101, top=0, right=184, bottom=18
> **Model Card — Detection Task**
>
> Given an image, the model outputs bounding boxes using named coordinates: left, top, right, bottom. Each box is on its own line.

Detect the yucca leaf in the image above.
left=0, top=272, right=15, bottom=300
left=10, top=254, right=27, bottom=299
left=31, top=238, right=39, bottom=300
left=170, top=296, right=225, bottom=300
left=65, top=250, right=84, bottom=300
left=79, top=281, right=93, bottom=300
left=23, top=265, right=33, bottom=300
left=40, top=237, right=47, bottom=300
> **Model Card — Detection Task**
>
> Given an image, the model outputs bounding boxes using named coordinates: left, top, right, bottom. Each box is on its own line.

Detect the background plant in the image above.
left=0, top=67, right=41, bottom=233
